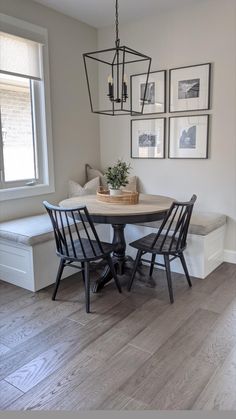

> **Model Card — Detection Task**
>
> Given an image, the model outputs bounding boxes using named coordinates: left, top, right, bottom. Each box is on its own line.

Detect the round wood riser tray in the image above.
left=96, top=191, right=139, bottom=205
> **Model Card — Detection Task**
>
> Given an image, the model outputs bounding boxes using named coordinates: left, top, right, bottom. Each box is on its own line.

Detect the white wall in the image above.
left=1, top=0, right=236, bottom=256
left=0, top=0, right=99, bottom=221
left=98, top=0, right=236, bottom=252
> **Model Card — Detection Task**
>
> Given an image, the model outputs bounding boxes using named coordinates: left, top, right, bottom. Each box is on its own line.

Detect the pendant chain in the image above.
left=115, top=0, right=120, bottom=47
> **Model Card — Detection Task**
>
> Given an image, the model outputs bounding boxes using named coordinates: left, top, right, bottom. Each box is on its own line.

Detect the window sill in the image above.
left=0, top=183, right=55, bottom=202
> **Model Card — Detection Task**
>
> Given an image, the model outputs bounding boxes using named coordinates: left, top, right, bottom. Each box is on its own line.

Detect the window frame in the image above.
left=0, top=14, right=55, bottom=201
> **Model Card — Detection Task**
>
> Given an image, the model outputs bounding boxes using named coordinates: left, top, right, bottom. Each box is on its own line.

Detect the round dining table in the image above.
left=60, top=193, right=174, bottom=292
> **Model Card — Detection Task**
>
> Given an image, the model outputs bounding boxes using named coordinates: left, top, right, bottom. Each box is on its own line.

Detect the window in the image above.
left=0, top=16, right=54, bottom=200
left=0, top=74, right=38, bottom=186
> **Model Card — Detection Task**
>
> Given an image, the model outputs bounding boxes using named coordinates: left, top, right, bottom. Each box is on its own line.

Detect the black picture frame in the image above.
left=168, top=114, right=210, bottom=159
left=131, top=70, right=167, bottom=116
left=169, top=63, right=212, bottom=113
left=131, top=117, right=166, bottom=159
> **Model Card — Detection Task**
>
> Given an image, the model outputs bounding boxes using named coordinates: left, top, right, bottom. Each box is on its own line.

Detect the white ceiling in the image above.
left=33, top=0, right=202, bottom=28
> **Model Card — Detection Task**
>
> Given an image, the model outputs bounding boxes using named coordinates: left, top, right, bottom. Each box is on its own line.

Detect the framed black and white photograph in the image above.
left=168, top=115, right=209, bottom=159
left=169, top=63, right=211, bottom=112
left=131, top=118, right=165, bottom=159
left=131, top=70, right=166, bottom=115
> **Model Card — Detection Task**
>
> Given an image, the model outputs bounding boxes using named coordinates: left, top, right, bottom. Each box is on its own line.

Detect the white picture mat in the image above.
left=170, top=64, right=210, bottom=112
left=169, top=115, right=208, bottom=158
left=132, top=71, right=165, bottom=114
left=132, top=118, right=165, bottom=158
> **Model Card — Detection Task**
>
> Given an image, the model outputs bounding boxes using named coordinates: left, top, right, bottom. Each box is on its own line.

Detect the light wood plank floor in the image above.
left=0, top=262, right=236, bottom=410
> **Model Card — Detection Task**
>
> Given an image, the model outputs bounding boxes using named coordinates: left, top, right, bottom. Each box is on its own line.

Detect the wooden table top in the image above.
left=60, top=194, right=174, bottom=222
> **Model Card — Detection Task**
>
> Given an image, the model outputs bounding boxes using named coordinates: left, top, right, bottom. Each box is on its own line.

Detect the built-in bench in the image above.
left=0, top=211, right=227, bottom=291
left=125, top=212, right=227, bottom=279
left=0, top=214, right=110, bottom=291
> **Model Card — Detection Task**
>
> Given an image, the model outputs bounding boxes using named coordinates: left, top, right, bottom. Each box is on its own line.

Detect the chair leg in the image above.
left=179, top=253, right=192, bottom=288
left=127, top=250, right=142, bottom=292
left=84, top=262, right=90, bottom=313
left=149, top=254, right=156, bottom=277
left=81, top=262, right=85, bottom=284
left=164, top=255, right=174, bottom=304
left=52, top=259, right=65, bottom=301
left=106, top=255, right=122, bottom=293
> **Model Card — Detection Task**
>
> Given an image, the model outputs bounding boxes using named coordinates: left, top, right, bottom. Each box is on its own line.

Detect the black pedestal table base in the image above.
left=93, top=223, right=131, bottom=292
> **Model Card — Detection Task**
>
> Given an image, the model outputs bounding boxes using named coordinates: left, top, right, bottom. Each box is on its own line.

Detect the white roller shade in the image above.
left=0, top=31, right=42, bottom=80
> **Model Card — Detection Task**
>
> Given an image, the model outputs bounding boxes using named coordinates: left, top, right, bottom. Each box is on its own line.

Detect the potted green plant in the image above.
left=104, top=160, right=131, bottom=196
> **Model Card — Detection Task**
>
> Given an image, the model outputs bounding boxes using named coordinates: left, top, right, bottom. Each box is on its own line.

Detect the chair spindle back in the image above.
left=151, top=195, right=197, bottom=253
left=43, top=201, right=104, bottom=260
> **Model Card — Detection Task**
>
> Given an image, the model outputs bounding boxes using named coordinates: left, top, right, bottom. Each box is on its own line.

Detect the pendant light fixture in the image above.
left=83, top=0, right=152, bottom=116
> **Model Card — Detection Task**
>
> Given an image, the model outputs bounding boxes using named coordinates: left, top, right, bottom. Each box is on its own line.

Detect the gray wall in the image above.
left=0, top=0, right=99, bottom=220
left=98, top=0, right=236, bottom=252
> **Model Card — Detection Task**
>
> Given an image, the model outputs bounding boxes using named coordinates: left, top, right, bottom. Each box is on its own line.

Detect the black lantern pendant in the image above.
left=83, top=0, right=152, bottom=116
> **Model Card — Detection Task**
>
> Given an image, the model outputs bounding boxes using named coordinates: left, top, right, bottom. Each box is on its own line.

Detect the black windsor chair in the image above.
left=43, top=201, right=122, bottom=313
left=127, top=195, right=197, bottom=303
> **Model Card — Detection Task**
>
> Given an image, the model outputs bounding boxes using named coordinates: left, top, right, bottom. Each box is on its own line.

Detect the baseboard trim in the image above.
left=224, top=250, right=236, bottom=264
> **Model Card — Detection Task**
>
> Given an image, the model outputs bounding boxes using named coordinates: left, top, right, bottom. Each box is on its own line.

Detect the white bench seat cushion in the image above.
left=0, top=214, right=83, bottom=246
left=136, top=212, right=226, bottom=236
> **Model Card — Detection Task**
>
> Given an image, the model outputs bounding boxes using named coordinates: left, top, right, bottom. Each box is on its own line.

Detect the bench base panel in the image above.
left=0, top=239, right=76, bottom=292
